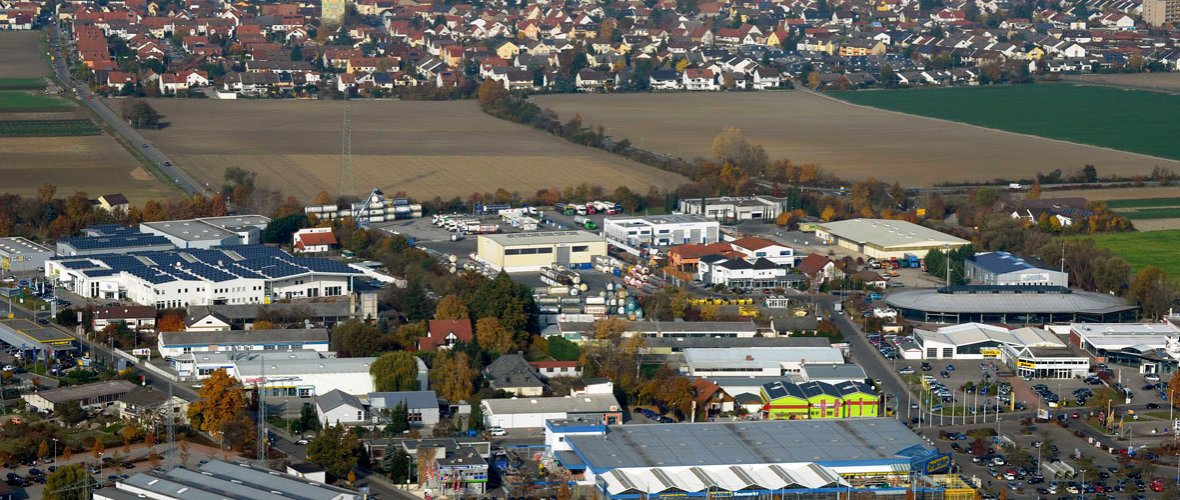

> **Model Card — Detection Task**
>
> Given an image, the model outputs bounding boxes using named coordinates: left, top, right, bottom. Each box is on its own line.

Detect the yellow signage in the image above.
left=980, top=348, right=1001, bottom=358
left=916, top=208, right=927, bottom=216
left=1016, top=360, right=1035, bottom=369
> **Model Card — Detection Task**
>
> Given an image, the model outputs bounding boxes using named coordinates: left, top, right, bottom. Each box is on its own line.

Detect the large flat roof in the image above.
left=483, top=394, right=619, bottom=414
left=886, top=289, right=1133, bottom=314
left=568, top=419, right=926, bottom=471
left=915, top=323, right=1064, bottom=348
left=26, top=380, right=136, bottom=404
left=0, top=319, right=76, bottom=348
left=115, top=460, right=356, bottom=500
left=159, top=328, right=329, bottom=347
left=683, top=347, right=844, bottom=367
left=1070, top=323, right=1180, bottom=349
left=480, top=231, right=604, bottom=246
left=0, top=237, right=52, bottom=255
left=141, top=220, right=238, bottom=242
left=817, top=219, right=968, bottom=249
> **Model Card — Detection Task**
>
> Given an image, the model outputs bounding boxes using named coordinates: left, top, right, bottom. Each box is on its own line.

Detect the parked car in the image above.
left=489, top=427, right=507, bottom=436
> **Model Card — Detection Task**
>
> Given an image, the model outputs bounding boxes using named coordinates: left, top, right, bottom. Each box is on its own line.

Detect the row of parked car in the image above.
left=633, top=407, right=676, bottom=423
left=867, top=333, right=901, bottom=360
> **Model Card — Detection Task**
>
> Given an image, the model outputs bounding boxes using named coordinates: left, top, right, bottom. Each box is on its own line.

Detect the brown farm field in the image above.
left=132, top=99, right=686, bottom=201
left=531, top=92, right=1180, bottom=185
left=0, top=135, right=178, bottom=201
left=0, top=31, right=48, bottom=78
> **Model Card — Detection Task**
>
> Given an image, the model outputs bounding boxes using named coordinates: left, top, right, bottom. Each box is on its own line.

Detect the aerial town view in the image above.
left=1, top=0, right=1180, bottom=498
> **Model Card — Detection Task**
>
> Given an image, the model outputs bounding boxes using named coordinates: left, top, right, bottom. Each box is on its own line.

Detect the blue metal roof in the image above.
left=968, top=251, right=1046, bottom=274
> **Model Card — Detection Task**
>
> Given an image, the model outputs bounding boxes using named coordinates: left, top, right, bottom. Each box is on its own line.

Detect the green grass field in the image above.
left=1083, top=230, right=1180, bottom=275
left=0, top=78, right=45, bottom=89
left=0, top=90, right=72, bottom=110
left=0, top=119, right=99, bottom=136
left=832, top=84, right=1180, bottom=160
left=1116, top=207, right=1180, bottom=220
left=1106, top=197, right=1180, bottom=209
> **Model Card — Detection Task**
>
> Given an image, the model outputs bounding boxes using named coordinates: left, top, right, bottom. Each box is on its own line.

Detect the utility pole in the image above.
left=165, top=384, right=175, bottom=467
left=256, top=361, right=268, bottom=462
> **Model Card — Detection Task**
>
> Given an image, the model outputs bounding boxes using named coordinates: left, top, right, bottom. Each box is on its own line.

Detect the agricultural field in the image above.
left=1101, top=196, right=1180, bottom=232
left=1083, top=230, right=1180, bottom=276
left=0, top=135, right=177, bottom=201
left=0, top=118, right=99, bottom=137
left=532, top=92, right=1180, bottom=185
left=0, top=31, right=49, bottom=78
left=0, top=90, right=72, bottom=111
left=831, top=84, right=1180, bottom=160
left=131, top=99, right=687, bottom=201
left=0, top=78, right=47, bottom=90
left=1062, top=73, right=1180, bottom=94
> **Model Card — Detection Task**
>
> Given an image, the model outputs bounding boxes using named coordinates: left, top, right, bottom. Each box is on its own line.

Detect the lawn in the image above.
left=1106, top=197, right=1180, bottom=209
left=1083, top=230, right=1180, bottom=276
left=1119, top=207, right=1180, bottom=220
left=0, top=78, right=45, bottom=89
left=0, top=90, right=72, bottom=111
left=831, top=84, right=1180, bottom=160
left=0, top=119, right=99, bottom=137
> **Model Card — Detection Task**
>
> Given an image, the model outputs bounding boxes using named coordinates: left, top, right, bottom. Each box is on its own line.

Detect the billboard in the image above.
left=913, top=452, right=952, bottom=474
left=1038, top=408, right=1050, bottom=420
left=132, top=348, right=150, bottom=356
left=980, top=348, right=1001, bottom=358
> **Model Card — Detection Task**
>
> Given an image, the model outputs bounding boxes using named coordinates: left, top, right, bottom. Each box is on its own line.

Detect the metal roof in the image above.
left=683, top=347, right=844, bottom=368
left=968, top=251, right=1052, bottom=275
left=816, top=219, right=968, bottom=249
left=115, top=460, right=356, bottom=499
left=568, top=419, right=926, bottom=470
left=368, top=390, right=439, bottom=410
left=479, top=230, right=604, bottom=246
left=482, top=393, right=620, bottom=415
left=24, top=380, right=136, bottom=404
left=886, top=288, right=1134, bottom=314
left=0, top=237, right=52, bottom=255
left=159, top=329, right=329, bottom=348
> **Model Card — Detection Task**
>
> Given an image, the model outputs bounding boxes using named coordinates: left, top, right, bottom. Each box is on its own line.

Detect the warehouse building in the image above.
left=602, top=215, right=720, bottom=252
left=677, top=195, right=785, bottom=221
left=46, top=245, right=361, bottom=308
left=476, top=231, right=606, bottom=272
left=172, top=350, right=377, bottom=397
left=553, top=320, right=760, bottom=340
left=140, top=215, right=270, bottom=249
left=682, top=346, right=844, bottom=377
left=1069, top=322, right=1180, bottom=376
left=97, top=460, right=358, bottom=500
left=814, top=219, right=968, bottom=260
left=481, top=394, right=622, bottom=429
left=156, top=328, right=330, bottom=358
left=563, top=419, right=957, bottom=498
left=912, top=323, right=1089, bottom=378
left=965, top=252, right=1068, bottom=287
left=56, top=230, right=175, bottom=256
left=0, top=237, right=53, bottom=272
left=23, top=380, right=137, bottom=413
left=885, top=285, right=1138, bottom=324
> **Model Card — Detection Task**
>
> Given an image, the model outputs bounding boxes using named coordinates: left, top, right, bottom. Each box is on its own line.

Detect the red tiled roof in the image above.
left=729, top=236, right=781, bottom=251
left=419, top=319, right=473, bottom=351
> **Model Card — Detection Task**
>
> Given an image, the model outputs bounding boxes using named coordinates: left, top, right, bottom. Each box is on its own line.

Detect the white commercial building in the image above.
left=681, top=347, right=844, bottom=377
left=171, top=350, right=376, bottom=397
left=965, top=252, right=1068, bottom=287
left=476, top=231, right=607, bottom=272
left=46, top=245, right=361, bottom=308
left=912, top=322, right=1088, bottom=378
left=814, top=219, right=968, bottom=260
left=156, top=328, right=330, bottom=358
left=96, top=461, right=358, bottom=500
left=603, top=215, right=720, bottom=251
left=678, top=196, right=785, bottom=221
left=697, top=255, right=802, bottom=289
left=140, top=215, right=270, bottom=249
left=0, top=237, right=53, bottom=272
left=1069, top=323, right=1180, bottom=376
left=481, top=394, right=622, bottom=429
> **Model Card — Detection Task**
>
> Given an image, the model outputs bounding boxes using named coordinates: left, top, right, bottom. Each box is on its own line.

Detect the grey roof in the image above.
left=559, top=320, right=758, bottom=336
left=317, top=389, right=364, bottom=412
left=368, top=390, right=439, bottom=410
left=684, top=347, right=844, bottom=368
left=115, top=460, right=356, bottom=500
left=159, top=329, right=329, bottom=347
left=480, top=230, right=603, bottom=246
left=483, top=394, right=620, bottom=415
left=119, top=386, right=174, bottom=408
left=642, top=336, right=830, bottom=350
left=817, top=219, right=968, bottom=249
left=197, top=302, right=354, bottom=320
left=885, top=288, right=1134, bottom=314
left=484, top=354, right=545, bottom=390
left=801, top=364, right=868, bottom=381
left=568, top=419, right=926, bottom=470
left=0, top=237, right=52, bottom=255
left=436, top=446, right=488, bottom=468
left=968, top=251, right=1051, bottom=274
left=27, top=380, right=136, bottom=404
left=236, top=355, right=376, bottom=378
left=141, top=219, right=238, bottom=242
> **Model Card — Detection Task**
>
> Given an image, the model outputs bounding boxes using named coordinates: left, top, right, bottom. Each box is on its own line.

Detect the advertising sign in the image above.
left=132, top=348, right=150, bottom=356
left=1038, top=409, right=1050, bottom=420
left=1016, top=360, right=1035, bottom=369
left=980, top=348, right=1001, bottom=358
left=914, top=453, right=952, bottom=474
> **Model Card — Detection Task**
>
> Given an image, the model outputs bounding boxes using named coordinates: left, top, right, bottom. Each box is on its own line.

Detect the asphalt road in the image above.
left=47, top=23, right=205, bottom=196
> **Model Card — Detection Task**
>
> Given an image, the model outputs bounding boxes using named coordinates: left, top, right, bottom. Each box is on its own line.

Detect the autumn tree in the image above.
left=477, top=79, right=508, bottom=108
left=1169, top=370, right=1180, bottom=409
left=433, top=295, right=469, bottom=320
left=1027, top=181, right=1041, bottom=200
left=475, top=316, right=516, bottom=354
left=429, top=349, right=477, bottom=402
left=156, top=311, right=186, bottom=332
left=710, top=127, right=768, bottom=174
left=91, top=439, right=104, bottom=461
left=187, top=369, right=246, bottom=442
left=313, top=191, right=334, bottom=205
left=370, top=351, right=421, bottom=392
left=307, top=424, right=362, bottom=479
left=38, top=440, right=49, bottom=459
left=1129, top=266, right=1176, bottom=320
left=44, top=465, right=94, bottom=500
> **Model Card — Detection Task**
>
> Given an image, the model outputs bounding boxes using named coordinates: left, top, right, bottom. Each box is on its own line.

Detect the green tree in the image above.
left=261, top=212, right=308, bottom=244
left=44, top=464, right=94, bottom=500
left=400, top=282, right=435, bottom=322
left=547, top=335, right=581, bottom=361
left=384, top=400, right=410, bottom=435
left=300, top=402, right=322, bottom=432
left=290, top=44, right=303, bottom=61
left=370, top=351, right=420, bottom=392
left=306, top=424, right=362, bottom=479
left=469, top=271, right=537, bottom=335
left=120, top=99, right=162, bottom=129
left=383, top=447, right=412, bottom=483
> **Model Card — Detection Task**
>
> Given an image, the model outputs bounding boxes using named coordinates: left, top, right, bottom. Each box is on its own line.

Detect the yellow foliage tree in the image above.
left=820, top=205, right=837, bottom=221
left=434, top=295, right=470, bottom=320
left=429, top=350, right=476, bottom=402
left=252, top=320, right=276, bottom=330
left=187, top=369, right=246, bottom=441
left=475, top=316, right=516, bottom=354
left=675, top=59, right=690, bottom=72
left=1028, top=181, right=1041, bottom=200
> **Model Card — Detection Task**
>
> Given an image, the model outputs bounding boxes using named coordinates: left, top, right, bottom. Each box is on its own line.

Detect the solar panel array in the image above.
left=58, top=234, right=173, bottom=250
left=56, top=246, right=360, bottom=287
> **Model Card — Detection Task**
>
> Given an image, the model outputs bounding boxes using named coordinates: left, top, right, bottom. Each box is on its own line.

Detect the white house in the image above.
left=293, top=227, right=338, bottom=254
left=729, top=236, right=795, bottom=267
left=316, top=389, right=368, bottom=427
left=683, top=68, right=718, bottom=90
left=157, top=328, right=330, bottom=359
left=698, top=256, right=798, bottom=289
left=752, top=68, right=782, bottom=90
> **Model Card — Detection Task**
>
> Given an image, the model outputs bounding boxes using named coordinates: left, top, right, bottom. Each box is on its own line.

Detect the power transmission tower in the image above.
left=338, top=98, right=354, bottom=199
left=256, top=361, right=268, bottom=462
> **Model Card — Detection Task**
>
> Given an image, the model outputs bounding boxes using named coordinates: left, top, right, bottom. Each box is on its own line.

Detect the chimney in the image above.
left=745, top=355, right=753, bottom=361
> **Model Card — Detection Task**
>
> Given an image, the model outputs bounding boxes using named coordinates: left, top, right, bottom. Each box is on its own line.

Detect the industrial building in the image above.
left=602, top=215, right=720, bottom=251
left=95, top=460, right=358, bottom=500
left=171, top=350, right=379, bottom=397
left=885, top=285, right=1138, bottom=324
left=760, top=380, right=879, bottom=419
left=677, top=195, right=785, bottom=221
left=912, top=323, right=1089, bottom=378
left=965, top=251, right=1068, bottom=287
left=1069, top=322, right=1180, bottom=375
left=139, top=215, right=269, bottom=249
left=56, top=226, right=175, bottom=256
left=156, top=328, right=330, bottom=358
left=562, top=419, right=957, bottom=498
left=23, top=380, right=137, bottom=413
left=46, top=245, right=362, bottom=308
left=481, top=394, right=622, bottom=429
left=814, top=219, right=968, bottom=259
left=0, top=237, right=53, bottom=272
left=681, top=346, right=844, bottom=377
left=476, top=231, right=606, bottom=272
left=553, top=320, right=760, bottom=340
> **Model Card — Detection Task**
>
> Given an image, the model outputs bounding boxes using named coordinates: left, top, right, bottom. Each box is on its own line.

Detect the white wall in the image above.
left=318, top=403, right=367, bottom=427
left=270, top=275, right=350, bottom=300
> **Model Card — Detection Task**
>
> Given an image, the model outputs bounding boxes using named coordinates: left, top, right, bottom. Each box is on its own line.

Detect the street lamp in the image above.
left=52, top=438, right=58, bottom=462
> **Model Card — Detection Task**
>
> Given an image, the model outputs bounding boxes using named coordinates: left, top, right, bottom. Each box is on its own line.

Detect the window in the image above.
left=572, top=245, right=589, bottom=252
left=942, top=348, right=953, bottom=358
left=927, top=348, right=937, bottom=358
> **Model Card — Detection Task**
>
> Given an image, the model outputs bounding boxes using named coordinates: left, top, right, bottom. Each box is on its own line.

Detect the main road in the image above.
left=46, top=23, right=206, bottom=196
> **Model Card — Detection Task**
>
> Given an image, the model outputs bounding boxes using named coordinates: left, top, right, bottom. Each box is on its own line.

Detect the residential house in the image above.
left=97, top=193, right=130, bottom=212
left=293, top=227, right=338, bottom=254
left=529, top=360, right=581, bottom=379
left=419, top=319, right=473, bottom=351
left=649, top=69, right=682, bottom=90
left=575, top=69, right=608, bottom=91
left=683, top=68, right=717, bottom=90
left=316, top=389, right=368, bottom=427
left=797, top=253, right=838, bottom=286
left=93, top=305, right=157, bottom=332
left=729, top=236, right=796, bottom=267
left=117, top=386, right=189, bottom=425
left=483, top=353, right=545, bottom=396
